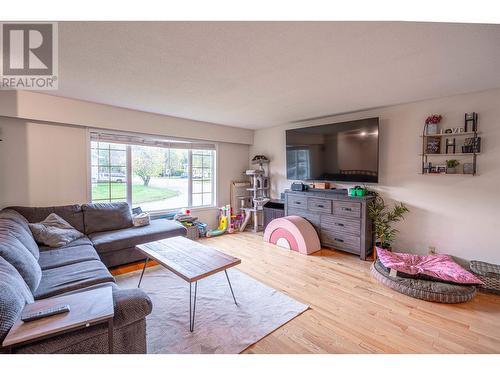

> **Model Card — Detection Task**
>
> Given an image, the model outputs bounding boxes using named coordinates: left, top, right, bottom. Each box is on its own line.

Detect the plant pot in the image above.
left=375, top=242, right=392, bottom=251
left=446, top=167, right=457, bottom=174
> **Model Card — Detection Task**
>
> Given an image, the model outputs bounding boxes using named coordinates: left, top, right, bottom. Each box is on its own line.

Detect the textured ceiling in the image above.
left=53, top=21, right=500, bottom=129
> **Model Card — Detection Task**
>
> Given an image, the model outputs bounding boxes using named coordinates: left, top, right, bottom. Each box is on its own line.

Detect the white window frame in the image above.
left=87, top=130, right=217, bottom=213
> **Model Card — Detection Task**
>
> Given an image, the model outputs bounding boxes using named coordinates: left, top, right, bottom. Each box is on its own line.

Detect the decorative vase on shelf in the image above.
left=426, top=123, right=438, bottom=135
left=446, top=167, right=457, bottom=174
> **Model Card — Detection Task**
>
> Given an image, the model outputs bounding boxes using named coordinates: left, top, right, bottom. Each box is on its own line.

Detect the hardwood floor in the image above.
left=111, top=232, right=500, bottom=353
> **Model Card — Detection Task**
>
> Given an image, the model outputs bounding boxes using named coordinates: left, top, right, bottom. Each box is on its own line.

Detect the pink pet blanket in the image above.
left=377, top=247, right=483, bottom=285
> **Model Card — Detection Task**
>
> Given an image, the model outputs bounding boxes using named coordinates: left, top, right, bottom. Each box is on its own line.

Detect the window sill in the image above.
left=148, top=205, right=217, bottom=219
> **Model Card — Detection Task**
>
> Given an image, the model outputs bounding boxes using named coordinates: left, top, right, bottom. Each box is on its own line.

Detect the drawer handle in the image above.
left=334, top=238, right=344, bottom=243
left=335, top=223, right=345, bottom=227
left=294, top=201, right=302, bottom=205
left=316, top=204, right=324, bottom=208
left=342, top=207, right=352, bottom=211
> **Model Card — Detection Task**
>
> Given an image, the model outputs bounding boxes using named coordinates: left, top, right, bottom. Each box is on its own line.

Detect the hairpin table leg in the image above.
left=225, top=270, right=237, bottom=305
left=189, top=281, right=198, bottom=332
left=137, top=257, right=149, bottom=288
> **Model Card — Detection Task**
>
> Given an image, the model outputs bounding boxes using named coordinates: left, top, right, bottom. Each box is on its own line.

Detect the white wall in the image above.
left=250, top=88, right=500, bottom=263
left=0, top=91, right=253, bottom=145
left=0, top=92, right=250, bottom=229
left=0, top=118, right=88, bottom=207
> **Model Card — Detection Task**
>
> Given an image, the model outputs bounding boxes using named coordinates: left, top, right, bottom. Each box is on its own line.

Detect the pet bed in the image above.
left=470, top=260, right=500, bottom=294
left=371, top=260, right=477, bottom=303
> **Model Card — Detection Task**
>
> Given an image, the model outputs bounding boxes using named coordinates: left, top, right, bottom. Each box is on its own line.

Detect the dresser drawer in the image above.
left=320, top=215, right=361, bottom=235
left=320, top=230, right=360, bottom=253
left=308, top=198, right=332, bottom=214
left=287, top=195, right=308, bottom=209
left=333, top=201, right=361, bottom=218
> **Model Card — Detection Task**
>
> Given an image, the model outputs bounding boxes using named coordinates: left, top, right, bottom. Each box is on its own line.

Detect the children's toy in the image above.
left=174, top=208, right=197, bottom=224
left=206, top=205, right=231, bottom=237
left=195, top=222, right=208, bottom=238
left=174, top=208, right=207, bottom=240
left=263, top=216, right=321, bottom=255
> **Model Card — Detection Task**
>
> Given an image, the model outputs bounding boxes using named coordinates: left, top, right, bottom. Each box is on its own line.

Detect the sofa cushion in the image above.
left=34, top=260, right=115, bottom=300
left=29, top=213, right=84, bottom=248
left=82, top=202, right=133, bottom=234
left=38, top=236, right=93, bottom=252
left=0, top=256, right=34, bottom=343
left=38, top=245, right=100, bottom=270
left=88, top=219, right=186, bottom=253
left=0, top=209, right=31, bottom=232
left=8, top=205, right=85, bottom=233
left=0, top=233, right=42, bottom=292
left=0, top=218, right=40, bottom=260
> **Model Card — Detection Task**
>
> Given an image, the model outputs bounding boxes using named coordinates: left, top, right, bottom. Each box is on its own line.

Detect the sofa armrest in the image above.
left=112, top=287, right=152, bottom=329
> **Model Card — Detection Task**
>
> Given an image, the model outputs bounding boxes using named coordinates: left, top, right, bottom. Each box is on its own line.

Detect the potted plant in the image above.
left=446, top=159, right=460, bottom=174
left=368, top=193, right=409, bottom=252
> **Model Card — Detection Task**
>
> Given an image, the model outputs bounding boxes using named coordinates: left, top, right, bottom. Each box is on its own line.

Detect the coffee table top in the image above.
left=3, top=286, right=114, bottom=348
left=136, top=236, right=241, bottom=283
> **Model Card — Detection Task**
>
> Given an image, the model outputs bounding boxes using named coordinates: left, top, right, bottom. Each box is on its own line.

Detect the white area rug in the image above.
left=116, top=266, right=308, bottom=354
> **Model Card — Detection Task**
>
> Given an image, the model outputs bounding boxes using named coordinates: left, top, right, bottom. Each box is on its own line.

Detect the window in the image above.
left=91, top=142, right=128, bottom=202
left=90, top=132, right=216, bottom=212
left=192, top=149, right=214, bottom=207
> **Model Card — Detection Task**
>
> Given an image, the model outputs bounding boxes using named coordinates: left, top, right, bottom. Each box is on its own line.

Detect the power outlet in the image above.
left=428, top=246, right=436, bottom=255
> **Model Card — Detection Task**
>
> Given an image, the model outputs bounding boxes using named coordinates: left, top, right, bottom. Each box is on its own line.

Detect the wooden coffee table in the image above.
left=135, top=236, right=241, bottom=332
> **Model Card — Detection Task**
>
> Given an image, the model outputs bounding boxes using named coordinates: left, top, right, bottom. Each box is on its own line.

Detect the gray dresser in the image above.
left=284, top=189, right=374, bottom=260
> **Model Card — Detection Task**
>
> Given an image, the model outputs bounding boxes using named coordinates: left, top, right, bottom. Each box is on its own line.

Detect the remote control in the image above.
left=21, top=304, right=71, bottom=322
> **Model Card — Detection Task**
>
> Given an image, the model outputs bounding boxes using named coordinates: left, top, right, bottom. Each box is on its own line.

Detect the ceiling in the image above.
left=55, top=21, right=500, bottom=129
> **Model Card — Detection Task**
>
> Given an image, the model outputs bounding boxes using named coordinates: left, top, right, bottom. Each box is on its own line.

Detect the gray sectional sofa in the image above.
left=0, top=202, right=187, bottom=354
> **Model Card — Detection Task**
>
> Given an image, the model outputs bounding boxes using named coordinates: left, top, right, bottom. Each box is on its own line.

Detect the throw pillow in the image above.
left=29, top=213, right=84, bottom=248
left=133, top=212, right=150, bottom=227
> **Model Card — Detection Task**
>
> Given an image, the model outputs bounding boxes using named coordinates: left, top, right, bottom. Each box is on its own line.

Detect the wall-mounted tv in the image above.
left=286, top=117, right=379, bottom=183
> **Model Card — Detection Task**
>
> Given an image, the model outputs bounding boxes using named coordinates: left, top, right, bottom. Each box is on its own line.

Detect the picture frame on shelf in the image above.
left=462, top=137, right=481, bottom=153
left=425, top=137, right=441, bottom=154
left=463, top=163, right=474, bottom=175
left=464, top=112, right=478, bottom=132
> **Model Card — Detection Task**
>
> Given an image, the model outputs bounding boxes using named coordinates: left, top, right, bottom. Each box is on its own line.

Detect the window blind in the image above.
left=89, top=130, right=216, bottom=150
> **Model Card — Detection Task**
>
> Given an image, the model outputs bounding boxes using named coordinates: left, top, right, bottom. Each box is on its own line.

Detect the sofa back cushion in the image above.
left=0, top=256, right=34, bottom=343
left=8, top=205, right=85, bottom=233
left=0, top=209, right=31, bottom=232
left=0, top=233, right=42, bottom=292
left=82, top=202, right=133, bottom=234
left=0, top=217, right=40, bottom=260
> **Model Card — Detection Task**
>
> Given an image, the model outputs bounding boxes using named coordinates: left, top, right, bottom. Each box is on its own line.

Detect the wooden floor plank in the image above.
left=111, top=232, right=500, bottom=354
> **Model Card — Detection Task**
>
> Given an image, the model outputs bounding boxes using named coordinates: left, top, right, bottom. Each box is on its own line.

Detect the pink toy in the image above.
left=264, top=216, right=321, bottom=255
left=377, top=247, right=483, bottom=285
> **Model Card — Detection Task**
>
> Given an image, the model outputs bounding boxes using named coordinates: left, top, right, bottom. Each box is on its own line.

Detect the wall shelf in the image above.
left=418, top=173, right=476, bottom=176
left=420, top=115, right=481, bottom=176
left=420, top=131, right=480, bottom=138
left=419, top=153, right=480, bottom=156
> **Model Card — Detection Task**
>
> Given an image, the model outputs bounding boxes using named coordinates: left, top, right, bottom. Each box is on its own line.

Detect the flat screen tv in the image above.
left=286, top=117, right=379, bottom=183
